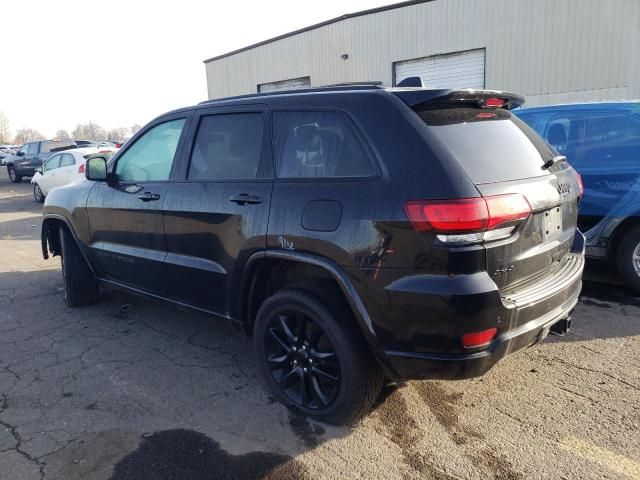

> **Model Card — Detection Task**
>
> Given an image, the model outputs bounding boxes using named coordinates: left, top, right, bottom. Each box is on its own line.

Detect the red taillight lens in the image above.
left=485, top=194, right=532, bottom=229
left=484, top=97, right=506, bottom=108
left=405, top=194, right=531, bottom=233
left=405, top=198, right=488, bottom=232
left=78, top=163, right=85, bottom=174
left=462, top=328, right=497, bottom=348
left=576, top=173, right=584, bottom=197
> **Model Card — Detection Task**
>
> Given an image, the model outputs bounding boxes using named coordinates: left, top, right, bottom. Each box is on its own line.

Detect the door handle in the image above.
left=137, top=191, right=161, bottom=202
left=229, top=193, right=262, bottom=205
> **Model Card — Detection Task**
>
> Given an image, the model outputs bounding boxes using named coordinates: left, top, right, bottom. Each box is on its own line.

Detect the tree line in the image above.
left=0, top=111, right=142, bottom=145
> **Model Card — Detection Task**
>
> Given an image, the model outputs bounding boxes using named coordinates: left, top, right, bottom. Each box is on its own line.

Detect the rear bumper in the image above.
left=379, top=284, right=579, bottom=380
left=358, top=230, right=586, bottom=380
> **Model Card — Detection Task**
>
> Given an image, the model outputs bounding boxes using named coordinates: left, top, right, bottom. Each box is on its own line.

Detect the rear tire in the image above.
left=8, top=166, right=22, bottom=183
left=253, top=288, right=383, bottom=425
left=617, top=225, right=640, bottom=293
left=59, top=227, right=99, bottom=307
left=33, top=183, right=45, bottom=203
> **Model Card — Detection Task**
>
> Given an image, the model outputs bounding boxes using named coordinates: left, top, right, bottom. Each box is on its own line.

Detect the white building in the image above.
left=204, top=0, right=639, bottom=106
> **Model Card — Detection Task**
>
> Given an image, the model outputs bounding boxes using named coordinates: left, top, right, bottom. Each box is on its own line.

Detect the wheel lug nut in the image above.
left=292, top=346, right=297, bottom=352
left=303, top=368, right=308, bottom=373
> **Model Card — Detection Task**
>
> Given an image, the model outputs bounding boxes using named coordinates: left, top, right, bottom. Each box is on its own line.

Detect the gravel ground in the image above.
left=0, top=171, right=639, bottom=480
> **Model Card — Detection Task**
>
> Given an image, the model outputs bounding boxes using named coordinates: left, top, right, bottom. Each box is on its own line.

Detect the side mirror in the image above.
left=85, top=157, right=107, bottom=181
left=34, top=167, right=43, bottom=174
left=17, top=151, right=24, bottom=157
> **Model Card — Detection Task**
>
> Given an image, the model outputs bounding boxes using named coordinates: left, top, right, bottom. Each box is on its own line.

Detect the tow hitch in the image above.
left=550, top=316, right=572, bottom=336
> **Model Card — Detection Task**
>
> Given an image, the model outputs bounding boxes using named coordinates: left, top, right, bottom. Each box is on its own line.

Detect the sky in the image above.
left=0, top=0, right=393, bottom=139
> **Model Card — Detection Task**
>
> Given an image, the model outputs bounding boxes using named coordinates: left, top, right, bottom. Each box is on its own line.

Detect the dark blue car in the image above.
left=516, top=101, right=640, bottom=291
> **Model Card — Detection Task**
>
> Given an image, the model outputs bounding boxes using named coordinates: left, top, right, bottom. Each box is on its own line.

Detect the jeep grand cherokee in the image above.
left=40, top=85, right=585, bottom=424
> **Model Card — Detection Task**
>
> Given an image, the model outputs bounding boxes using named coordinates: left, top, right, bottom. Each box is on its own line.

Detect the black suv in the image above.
left=41, top=86, right=585, bottom=424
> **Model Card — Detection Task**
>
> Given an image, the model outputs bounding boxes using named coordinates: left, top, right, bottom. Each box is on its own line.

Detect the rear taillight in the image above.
left=78, top=163, right=85, bottom=174
left=405, top=194, right=531, bottom=244
left=462, top=328, right=497, bottom=348
left=576, top=173, right=584, bottom=198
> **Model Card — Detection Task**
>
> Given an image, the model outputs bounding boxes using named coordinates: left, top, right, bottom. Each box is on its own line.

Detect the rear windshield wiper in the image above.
left=542, top=155, right=567, bottom=170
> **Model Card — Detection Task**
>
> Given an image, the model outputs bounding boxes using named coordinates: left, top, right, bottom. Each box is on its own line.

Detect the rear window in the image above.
left=273, top=111, right=375, bottom=179
left=417, top=108, right=555, bottom=184
left=41, top=139, right=76, bottom=153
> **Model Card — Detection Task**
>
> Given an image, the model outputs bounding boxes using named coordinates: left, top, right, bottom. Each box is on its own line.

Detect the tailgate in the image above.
left=475, top=166, right=580, bottom=290
left=414, top=101, right=582, bottom=291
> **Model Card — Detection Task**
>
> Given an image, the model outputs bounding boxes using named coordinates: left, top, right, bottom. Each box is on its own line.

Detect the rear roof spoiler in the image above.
left=390, top=88, right=525, bottom=111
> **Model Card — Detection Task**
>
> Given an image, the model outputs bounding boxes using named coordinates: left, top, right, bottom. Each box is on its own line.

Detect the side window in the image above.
left=545, top=118, right=571, bottom=154
left=273, top=111, right=374, bottom=178
left=26, top=143, right=39, bottom=155
left=584, top=114, right=640, bottom=145
left=115, top=119, right=185, bottom=182
left=43, top=155, right=61, bottom=172
left=60, top=153, right=75, bottom=167
left=188, top=113, right=264, bottom=180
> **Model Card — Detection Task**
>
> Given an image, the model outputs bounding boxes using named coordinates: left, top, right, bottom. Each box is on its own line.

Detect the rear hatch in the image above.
left=403, top=90, right=581, bottom=292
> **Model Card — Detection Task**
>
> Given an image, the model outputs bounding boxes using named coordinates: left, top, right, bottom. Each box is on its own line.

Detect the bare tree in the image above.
left=130, top=124, right=142, bottom=137
left=0, top=111, right=11, bottom=144
left=55, top=129, right=71, bottom=139
left=72, top=122, right=107, bottom=141
left=14, top=128, right=45, bottom=144
left=107, top=127, right=130, bottom=142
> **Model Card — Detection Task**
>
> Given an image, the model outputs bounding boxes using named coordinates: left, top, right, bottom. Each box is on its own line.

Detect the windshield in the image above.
left=417, top=108, right=556, bottom=184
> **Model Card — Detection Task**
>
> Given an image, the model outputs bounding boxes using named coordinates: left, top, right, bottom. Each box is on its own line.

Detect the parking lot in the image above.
left=0, top=173, right=638, bottom=480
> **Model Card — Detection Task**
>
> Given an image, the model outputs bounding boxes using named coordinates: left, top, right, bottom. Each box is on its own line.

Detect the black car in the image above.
left=40, top=86, right=585, bottom=424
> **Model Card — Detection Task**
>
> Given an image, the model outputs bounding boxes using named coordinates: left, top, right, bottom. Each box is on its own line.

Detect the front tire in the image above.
left=33, top=183, right=45, bottom=203
left=253, top=288, right=383, bottom=425
left=8, top=166, right=22, bottom=183
left=617, top=225, right=640, bottom=293
left=59, top=227, right=99, bottom=307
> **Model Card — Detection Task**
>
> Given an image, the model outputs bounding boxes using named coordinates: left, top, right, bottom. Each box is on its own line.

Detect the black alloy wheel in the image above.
left=254, top=288, right=383, bottom=425
left=264, top=309, right=341, bottom=410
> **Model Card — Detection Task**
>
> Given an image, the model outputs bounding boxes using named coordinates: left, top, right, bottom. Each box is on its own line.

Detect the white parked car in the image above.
left=31, top=147, right=117, bottom=203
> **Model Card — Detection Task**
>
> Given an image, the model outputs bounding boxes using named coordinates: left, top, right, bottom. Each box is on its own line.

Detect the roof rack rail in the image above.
left=198, top=83, right=384, bottom=105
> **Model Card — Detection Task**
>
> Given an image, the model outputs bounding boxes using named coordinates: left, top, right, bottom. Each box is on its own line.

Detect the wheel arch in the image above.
left=239, top=251, right=379, bottom=349
left=41, top=215, right=96, bottom=275
left=607, top=215, right=640, bottom=260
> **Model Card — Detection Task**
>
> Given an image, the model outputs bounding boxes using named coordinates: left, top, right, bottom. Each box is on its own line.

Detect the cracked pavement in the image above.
left=0, top=172, right=639, bottom=480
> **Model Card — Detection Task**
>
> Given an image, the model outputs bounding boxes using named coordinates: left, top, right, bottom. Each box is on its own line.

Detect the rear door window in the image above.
left=417, top=108, right=554, bottom=184
left=188, top=113, right=264, bottom=180
left=60, top=153, right=75, bottom=167
left=273, top=111, right=375, bottom=179
left=43, top=154, right=62, bottom=172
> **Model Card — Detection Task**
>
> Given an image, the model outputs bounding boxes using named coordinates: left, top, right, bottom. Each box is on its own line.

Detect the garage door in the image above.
left=258, top=76, right=311, bottom=93
left=394, top=49, right=485, bottom=89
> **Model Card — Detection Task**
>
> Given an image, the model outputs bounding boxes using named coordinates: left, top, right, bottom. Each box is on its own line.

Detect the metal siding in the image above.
left=394, top=49, right=485, bottom=89
left=205, top=0, right=639, bottom=106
